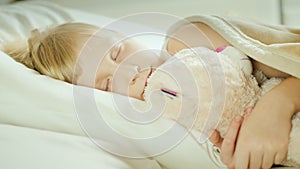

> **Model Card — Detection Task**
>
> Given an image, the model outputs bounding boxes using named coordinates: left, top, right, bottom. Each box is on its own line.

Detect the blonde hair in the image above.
left=2, top=22, right=99, bottom=83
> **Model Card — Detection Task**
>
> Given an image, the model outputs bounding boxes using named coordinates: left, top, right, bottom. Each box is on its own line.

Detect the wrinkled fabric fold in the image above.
left=166, top=15, right=300, bottom=78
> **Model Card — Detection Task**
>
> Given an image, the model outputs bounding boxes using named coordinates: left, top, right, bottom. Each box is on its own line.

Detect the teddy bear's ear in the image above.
left=218, top=46, right=253, bottom=77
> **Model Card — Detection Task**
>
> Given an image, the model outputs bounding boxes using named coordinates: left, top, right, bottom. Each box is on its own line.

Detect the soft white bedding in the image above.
left=0, top=1, right=220, bottom=169
left=0, top=124, right=161, bottom=169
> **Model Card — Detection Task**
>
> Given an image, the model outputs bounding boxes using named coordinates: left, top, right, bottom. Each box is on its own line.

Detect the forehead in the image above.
left=93, top=29, right=124, bottom=43
left=76, top=28, right=145, bottom=85
left=81, top=29, right=123, bottom=59
left=75, top=30, right=119, bottom=82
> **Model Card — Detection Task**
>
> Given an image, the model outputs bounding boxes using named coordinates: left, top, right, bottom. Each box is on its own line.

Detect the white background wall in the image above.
left=1, top=0, right=299, bottom=26
left=49, top=0, right=281, bottom=24
left=0, top=0, right=14, bottom=4
left=282, top=0, right=300, bottom=26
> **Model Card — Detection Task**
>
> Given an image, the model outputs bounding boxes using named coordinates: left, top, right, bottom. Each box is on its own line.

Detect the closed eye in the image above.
left=105, top=77, right=111, bottom=91
left=110, top=43, right=123, bottom=61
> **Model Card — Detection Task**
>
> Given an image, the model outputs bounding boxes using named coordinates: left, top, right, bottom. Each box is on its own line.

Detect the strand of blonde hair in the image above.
left=2, top=22, right=99, bottom=83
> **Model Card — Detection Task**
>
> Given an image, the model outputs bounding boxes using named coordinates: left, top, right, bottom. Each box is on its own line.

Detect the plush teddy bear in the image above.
left=142, top=46, right=300, bottom=167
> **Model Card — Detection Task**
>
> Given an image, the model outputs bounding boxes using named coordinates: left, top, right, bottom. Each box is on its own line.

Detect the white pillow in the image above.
left=0, top=0, right=74, bottom=42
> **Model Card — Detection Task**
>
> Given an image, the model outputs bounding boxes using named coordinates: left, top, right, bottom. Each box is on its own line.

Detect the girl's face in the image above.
left=77, top=30, right=167, bottom=100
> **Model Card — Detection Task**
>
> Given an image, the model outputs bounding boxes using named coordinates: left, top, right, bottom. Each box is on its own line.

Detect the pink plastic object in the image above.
left=215, top=46, right=226, bottom=53
left=161, top=88, right=177, bottom=97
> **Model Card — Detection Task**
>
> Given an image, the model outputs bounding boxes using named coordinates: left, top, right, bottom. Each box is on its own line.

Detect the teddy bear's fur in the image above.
left=143, top=47, right=300, bottom=167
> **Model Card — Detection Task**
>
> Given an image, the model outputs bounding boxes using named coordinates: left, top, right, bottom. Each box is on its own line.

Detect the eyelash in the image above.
left=110, top=43, right=122, bottom=61
left=105, top=77, right=111, bottom=91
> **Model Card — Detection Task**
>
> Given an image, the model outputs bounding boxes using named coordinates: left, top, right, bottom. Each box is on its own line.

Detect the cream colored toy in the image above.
left=142, top=46, right=300, bottom=167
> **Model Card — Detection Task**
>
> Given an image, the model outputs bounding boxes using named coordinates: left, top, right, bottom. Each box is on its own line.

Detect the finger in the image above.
left=249, top=151, right=263, bottom=169
left=244, top=107, right=253, bottom=118
left=262, top=152, right=275, bottom=169
left=274, top=151, right=287, bottom=165
left=227, top=163, right=235, bottom=169
left=235, top=151, right=250, bottom=169
left=220, top=115, right=243, bottom=164
left=209, top=130, right=223, bottom=148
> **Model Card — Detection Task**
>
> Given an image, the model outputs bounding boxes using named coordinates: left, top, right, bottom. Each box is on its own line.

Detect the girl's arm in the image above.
left=165, top=22, right=230, bottom=55
left=210, top=76, right=300, bottom=168
left=272, top=76, right=300, bottom=113
left=165, top=22, right=290, bottom=78
left=232, top=76, right=300, bottom=168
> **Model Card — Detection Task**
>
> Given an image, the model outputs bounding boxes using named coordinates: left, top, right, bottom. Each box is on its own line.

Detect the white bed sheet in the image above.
left=0, top=124, right=161, bottom=169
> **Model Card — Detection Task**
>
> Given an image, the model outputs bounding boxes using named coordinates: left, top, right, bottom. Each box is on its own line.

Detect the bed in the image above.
left=0, top=1, right=297, bottom=169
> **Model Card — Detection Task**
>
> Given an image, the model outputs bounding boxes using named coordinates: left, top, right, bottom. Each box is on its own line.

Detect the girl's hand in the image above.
left=209, top=115, right=243, bottom=168
left=210, top=77, right=300, bottom=169
left=210, top=96, right=291, bottom=169
left=233, top=89, right=294, bottom=169
left=209, top=108, right=251, bottom=168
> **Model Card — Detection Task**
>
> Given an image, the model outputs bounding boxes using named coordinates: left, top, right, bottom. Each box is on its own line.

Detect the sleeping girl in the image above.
left=2, top=15, right=300, bottom=169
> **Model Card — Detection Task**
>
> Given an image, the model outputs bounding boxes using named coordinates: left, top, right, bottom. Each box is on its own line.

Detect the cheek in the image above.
left=128, top=78, right=145, bottom=98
